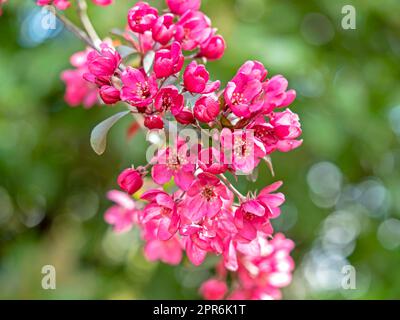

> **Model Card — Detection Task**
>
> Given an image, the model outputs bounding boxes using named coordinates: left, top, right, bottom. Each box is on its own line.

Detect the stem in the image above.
left=219, top=174, right=246, bottom=202
left=55, top=9, right=96, bottom=50
left=76, top=0, right=101, bottom=49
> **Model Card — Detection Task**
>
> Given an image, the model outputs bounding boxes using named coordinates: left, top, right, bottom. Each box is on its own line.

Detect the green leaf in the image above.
left=143, top=50, right=155, bottom=75
left=90, top=111, right=130, bottom=155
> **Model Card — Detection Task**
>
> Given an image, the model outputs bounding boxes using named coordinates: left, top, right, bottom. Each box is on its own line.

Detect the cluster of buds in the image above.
left=37, top=0, right=113, bottom=10
left=40, top=0, right=302, bottom=300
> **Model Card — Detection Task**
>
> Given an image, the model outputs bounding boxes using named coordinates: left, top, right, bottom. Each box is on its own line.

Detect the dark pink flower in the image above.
left=127, top=2, right=158, bottom=34
left=183, top=61, right=220, bottom=94
left=152, top=14, right=175, bottom=45
left=234, top=182, right=284, bottom=241
left=154, top=42, right=184, bottom=79
left=200, top=279, right=228, bottom=300
left=252, top=110, right=302, bottom=154
left=154, top=86, right=184, bottom=115
left=175, top=108, right=195, bottom=124
left=183, top=173, right=231, bottom=222
left=120, top=67, right=158, bottom=108
left=104, top=190, right=140, bottom=233
left=99, top=85, right=120, bottom=105
left=166, top=0, right=201, bottom=15
left=141, top=190, right=180, bottom=240
left=261, top=75, right=296, bottom=114
left=144, top=115, right=164, bottom=129
left=198, top=147, right=228, bottom=174
left=117, top=168, right=144, bottom=195
left=151, top=143, right=195, bottom=191
left=194, top=96, right=220, bottom=123
left=200, top=35, right=226, bottom=61
left=175, top=11, right=213, bottom=51
left=85, top=43, right=121, bottom=80
left=92, top=0, right=113, bottom=5
left=37, top=0, right=70, bottom=10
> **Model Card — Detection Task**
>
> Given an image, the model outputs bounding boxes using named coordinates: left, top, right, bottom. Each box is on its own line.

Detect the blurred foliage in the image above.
left=1, top=0, right=400, bottom=299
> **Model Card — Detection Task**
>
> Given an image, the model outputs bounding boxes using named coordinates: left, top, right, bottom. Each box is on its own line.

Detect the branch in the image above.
left=76, top=0, right=101, bottom=49
left=219, top=174, right=246, bottom=202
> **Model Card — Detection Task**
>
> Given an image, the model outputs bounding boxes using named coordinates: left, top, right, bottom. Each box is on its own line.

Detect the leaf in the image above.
left=116, top=45, right=137, bottom=59
left=90, top=111, right=130, bottom=155
left=263, top=155, right=275, bottom=177
left=143, top=50, right=155, bottom=75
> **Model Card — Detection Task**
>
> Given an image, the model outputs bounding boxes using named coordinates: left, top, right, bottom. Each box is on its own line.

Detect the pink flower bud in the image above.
left=154, top=42, right=184, bottom=79
left=152, top=14, right=175, bottom=45
left=194, top=96, right=220, bottom=123
left=183, top=61, right=220, bottom=94
left=127, top=2, right=158, bottom=34
left=117, top=168, right=144, bottom=195
left=200, top=279, right=227, bottom=300
left=91, top=0, right=113, bottom=5
left=175, top=108, right=194, bottom=125
left=144, top=115, right=164, bottom=129
left=166, top=0, right=201, bottom=15
left=99, top=85, right=121, bottom=105
left=200, top=35, right=226, bottom=61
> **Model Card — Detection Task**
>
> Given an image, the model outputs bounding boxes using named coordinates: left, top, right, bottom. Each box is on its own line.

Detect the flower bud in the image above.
left=194, top=96, right=220, bottom=123
left=144, top=115, right=164, bottom=129
left=200, top=35, right=226, bottom=61
left=117, top=168, right=144, bottom=195
left=175, top=108, right=194, bottom=125
left=99, top=85, right=121, bottom=104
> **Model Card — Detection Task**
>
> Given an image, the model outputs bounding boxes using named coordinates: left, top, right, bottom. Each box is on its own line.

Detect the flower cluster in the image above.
left=37, top=0, right=113, bottom=10
left=48, top=0, right=301, bottom=300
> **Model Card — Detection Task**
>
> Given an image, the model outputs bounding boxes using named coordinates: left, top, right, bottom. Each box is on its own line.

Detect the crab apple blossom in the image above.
left=152, top=14, right=175, bottom=45
left=144, top=114, right=164, bottom=129
left=166, top=0, right=201, bottom=15
left=99, top=85, right=121, bottom=104
left=194, top=96, right=220, bottom=123
left=117, top=168, right=144, bottom=195
left=153, top=42, right=184, bottom=79
left=61, top=50, right=98, bottom=108
left=104, top=190, right=140, bottom=233
left=175, top=10, right=213, bottom=51
left=120, top=67, right=158, bottom=108
left=48, top=0, right=302, bottom=301
left=200, top=35, right=226, bottom=61
left=154, top=86, right=184, bottom=115
left=151, top=143, right=196, bottom=191
left=127, top=2, right=158, bottom=34
left=183, top=61, right=220, bottom=94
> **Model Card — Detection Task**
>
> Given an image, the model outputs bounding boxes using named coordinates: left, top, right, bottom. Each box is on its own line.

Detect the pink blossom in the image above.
left=194, top=96, right=220, bottom=123
left=153, top=42, right=184, bottom=79
left=120, top=67, right=158, bottom=108
left=200, top=35, right=226, bottom=61
left=117, top=168, right=144, bottom=195
left=234, top=182, right=284, bottom=241
left=166, top=0, right=201, bottom=15
left=144, top=115, right=164, bottom=129
left=84, top=43, right=121, bottom=83
left=127, top=2, right=158, bottom=34
left=99, top=85, right=120, bottom=105
left=183, top=61, right=220, bottom=94
left=261, top=75, right=296, bottom=114
left=252, top=110, right=302, bottom=154
left=61, top=50, right=98, bottom=108
left=200, top=279, right=227, bottom=300
left=141, top=190, right=180, bottom=240
left=175, top=108, right=195, bottom=124
left=36, top=0, right=70, bottom=10
left=175, top=11, right=213, bottom=51
left=183, top=173, right=231, bottom=222
left=152, top=14, right=175, bottom=45
left=198, top=147, right=228, bottom=175
left=151, top=143, right=195, bottom=191
left=221, top=128, right=266, bottom=174
left=104, top=190, right=140, bottom=233
left=154, top=86, right=184, bottom=115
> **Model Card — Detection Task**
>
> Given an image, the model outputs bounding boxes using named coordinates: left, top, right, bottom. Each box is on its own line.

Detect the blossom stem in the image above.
left=218, top=174, right=246, bottom=202
left=76, top=0, right=101, bottom=49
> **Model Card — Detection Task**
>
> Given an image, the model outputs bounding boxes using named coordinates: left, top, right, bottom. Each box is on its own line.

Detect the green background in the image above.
left=0, top=0, right=400, bottom=299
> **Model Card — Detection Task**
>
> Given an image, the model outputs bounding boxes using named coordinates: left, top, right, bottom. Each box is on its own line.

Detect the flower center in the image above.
left=135, top=82, right=150, bottom=100
left=161, top=207, right=172, bottom=217
left=231, top=92, right=247, bottom=105
left=254, top=126, right=277, bottom=145
left=234, top=138, right=251, bottom=158
left=201, top=186, right=216, bottom=201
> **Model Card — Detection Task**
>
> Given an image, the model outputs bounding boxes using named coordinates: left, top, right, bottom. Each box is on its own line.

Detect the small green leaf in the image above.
left=143, top=50, right=155, bottom=75
left=90, top=111, right=130, bottom=155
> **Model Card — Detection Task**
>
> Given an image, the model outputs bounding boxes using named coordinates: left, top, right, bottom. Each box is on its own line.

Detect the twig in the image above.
left=219, top=174, right=246, bottom=202
left=76, top=0, right=101, bottom=49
